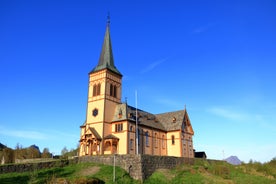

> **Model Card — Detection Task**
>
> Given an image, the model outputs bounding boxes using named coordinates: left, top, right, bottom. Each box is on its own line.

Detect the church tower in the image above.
left=79, top=17, right=122, bottom=156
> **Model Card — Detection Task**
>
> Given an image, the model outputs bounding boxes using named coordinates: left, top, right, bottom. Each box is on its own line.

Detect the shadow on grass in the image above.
left=0, top=175, right=30, bottom=184
left=35, top=167, right=76, bottom=183
left=0, top=166, right=77, bottom=184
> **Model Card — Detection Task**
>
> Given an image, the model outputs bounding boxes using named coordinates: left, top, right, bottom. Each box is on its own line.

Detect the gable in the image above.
left=85, top=127, right=102, bottom=140
left=182, top=110, right=194, bottom=135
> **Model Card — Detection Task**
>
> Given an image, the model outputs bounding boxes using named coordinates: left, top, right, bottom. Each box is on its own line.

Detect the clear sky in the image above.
left=0, top=0, right=275, bottom=162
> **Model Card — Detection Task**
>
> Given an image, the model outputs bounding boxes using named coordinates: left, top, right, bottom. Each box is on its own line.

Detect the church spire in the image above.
left=90, top=15, right=122, bottom=76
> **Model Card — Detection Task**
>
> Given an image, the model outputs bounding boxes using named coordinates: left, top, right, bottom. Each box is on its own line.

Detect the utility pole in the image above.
left=113, top=154, right=116, bottom=182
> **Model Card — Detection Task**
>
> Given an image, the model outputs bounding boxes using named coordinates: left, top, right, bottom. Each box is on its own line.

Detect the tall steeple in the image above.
left=91, top=15, right=122, bottom=76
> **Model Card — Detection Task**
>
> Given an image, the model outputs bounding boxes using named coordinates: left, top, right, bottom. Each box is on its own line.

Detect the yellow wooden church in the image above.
left=79, top=20, right=194, bottom=158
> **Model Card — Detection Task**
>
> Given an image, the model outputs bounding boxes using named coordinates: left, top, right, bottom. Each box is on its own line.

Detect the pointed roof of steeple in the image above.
left=90, top=16, right=122, bottom=76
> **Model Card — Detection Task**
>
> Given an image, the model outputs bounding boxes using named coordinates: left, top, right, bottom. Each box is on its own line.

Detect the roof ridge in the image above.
left=155, top=109, right=184, bottom=116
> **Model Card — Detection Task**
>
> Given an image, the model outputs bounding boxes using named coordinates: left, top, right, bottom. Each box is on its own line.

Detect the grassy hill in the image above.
left=0, top=158, right=275, bottom=183
left=144, top=159, right=276, bottom=184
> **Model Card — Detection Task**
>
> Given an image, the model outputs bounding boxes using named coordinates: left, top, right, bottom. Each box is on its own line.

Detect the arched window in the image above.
left=110, top=84, right=113, bottom=96
left=130, top=139, right=134, bottom=150
left=97, top=84, right=101, bottom=95
left=162, top=135, right=165, bottom=148
left=93, top=84, right=97, bottom=96
left=171, top=135, right=175, bottom=145
left=113, top=85, right=117, bottom=98
left=145, top=131, right=149, bottom=147
left=110, top=84, right=117, bottom=98
left=138, top=129, right=140, bottom=145
left=154, top=133, right=158, bottom=148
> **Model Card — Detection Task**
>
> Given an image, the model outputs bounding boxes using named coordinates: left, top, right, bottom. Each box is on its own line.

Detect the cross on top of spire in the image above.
left=90, top=13, right=122, bottom=76
left=107, top=12, right=110, bottom=26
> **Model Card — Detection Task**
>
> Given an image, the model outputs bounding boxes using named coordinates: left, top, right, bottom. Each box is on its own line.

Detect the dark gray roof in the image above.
left=104, top=134, right=119, bottom=140
left=156, top=110, right=185, bottom=131
left=90, top=22, right=122, bottom=76
left=89, top=127, right=102, bottom=140
left=127, top=106, right=166, bottom=131
left=112, top=103, right=186, bottom=132
left=195, top=152, right=207, bottom=158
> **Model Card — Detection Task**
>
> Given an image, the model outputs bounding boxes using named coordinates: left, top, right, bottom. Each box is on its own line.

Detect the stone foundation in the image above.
left=0, top=159, right=71, bottom=174
left=0, top=155, right=194, bottom=181
left=78, top=154, right=194, bottom=180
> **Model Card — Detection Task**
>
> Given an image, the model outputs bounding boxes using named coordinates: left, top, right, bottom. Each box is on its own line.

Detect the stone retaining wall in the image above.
left=0, top=159, right=72, bottom=174
left=78, top=154, right=194, bottom=180
left=141, top=155, right=194, bottom=179
left=78, top=154, right=143, bottom=180
left=0, top=155, right=194, bottom=181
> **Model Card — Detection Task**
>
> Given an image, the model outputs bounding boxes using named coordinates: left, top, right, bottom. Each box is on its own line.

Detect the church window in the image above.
left=162, top=135, right=165, bottom=148
left=93, top=83, right=101, bottom=96
left=115, top=123, right=123, bottom=132
left=110, top=84, right=113, bottom=96
left=93, top=85, right=97, bottom=96
left=92, top=108, right=98, bottom=117
left=138, top=129, right=140, bottom=145
left=130, top=125, right=133, bottom=132
left=145, top=131, right=149, bottom=147
left=154, top=133, right=158, bottom=148
left=113, top=85, right=117, bottom=98
left=173, top=117, right=176, bottom=123
left=97, top=84, right=101, bottom=95
left=110, top=84, right=117, bottom=98
left=130, top=139, right=134, bottom=150
left=172, top=135, right=175, bottom=145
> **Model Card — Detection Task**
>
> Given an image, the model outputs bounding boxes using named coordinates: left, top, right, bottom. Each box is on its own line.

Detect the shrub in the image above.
left=212, top=165, right=231, bottom=179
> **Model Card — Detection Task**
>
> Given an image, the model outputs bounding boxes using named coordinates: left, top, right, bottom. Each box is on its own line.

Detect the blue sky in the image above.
left=0, top=0, right=275, bottom=162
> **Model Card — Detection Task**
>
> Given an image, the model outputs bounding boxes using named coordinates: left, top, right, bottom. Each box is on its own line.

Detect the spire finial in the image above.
left=107, top=12, right=110, bottom=25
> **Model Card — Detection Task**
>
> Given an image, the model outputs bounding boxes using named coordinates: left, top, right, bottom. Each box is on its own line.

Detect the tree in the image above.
left=14, top=143, right=24, bottom=159
left=41, top=148, right=52, bottom=158
left=61, top=146, right=68, bottom=156
left=15, top=143, right=22, bottom=150
left=27, top=146, right=41, bottom=158
left=2, top=148, right=14, bottom=163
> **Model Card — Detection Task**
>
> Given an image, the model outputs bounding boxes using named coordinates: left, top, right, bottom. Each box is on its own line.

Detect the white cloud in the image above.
left=0, top=127, right=48, bottom=140
left=140, top=58, right=168, bottom=74
left=207, top=107, right=251, bottom=122
left=0, top=126, right=78, bottom=141
left=206, top=106, right=276, bottom=132
left=46, top=129, right=79, bottom=139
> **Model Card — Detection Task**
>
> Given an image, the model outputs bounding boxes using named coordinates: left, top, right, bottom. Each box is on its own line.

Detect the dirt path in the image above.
left=78, top=166, right=100, bottom=176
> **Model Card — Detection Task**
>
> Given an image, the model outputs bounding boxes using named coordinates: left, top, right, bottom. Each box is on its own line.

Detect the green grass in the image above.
left=0, top=163, right=138, bottom=184
left=144, top=159, right=276, bottom=184
left=0, top=159, right=275, bottom=183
